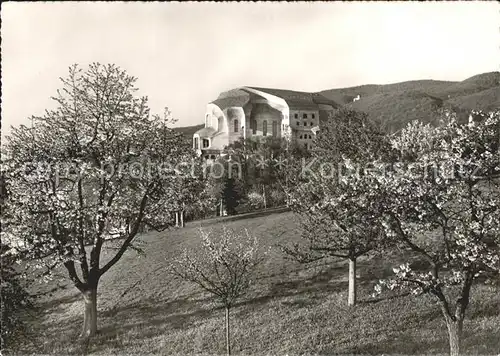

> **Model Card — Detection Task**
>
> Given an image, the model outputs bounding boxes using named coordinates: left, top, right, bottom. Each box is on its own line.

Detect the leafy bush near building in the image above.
left=246, top=191, right=266, bottom=210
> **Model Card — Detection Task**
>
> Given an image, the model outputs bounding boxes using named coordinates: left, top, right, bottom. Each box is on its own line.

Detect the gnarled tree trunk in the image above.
left=348, top=257, right=357, bottom=306
left=81, top=284, right=98, bottom=338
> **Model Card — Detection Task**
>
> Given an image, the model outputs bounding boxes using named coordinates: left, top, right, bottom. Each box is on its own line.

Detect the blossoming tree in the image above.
left=283, top=109, right=392, bottom=306
left=374, top=110, right=500, bottom=356
left=1, top=63, right=198, bottom=338
left=169, top=226, right=265, bottom=355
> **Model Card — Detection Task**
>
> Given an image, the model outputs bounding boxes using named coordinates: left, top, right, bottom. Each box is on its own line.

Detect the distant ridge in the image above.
left=319, top=72, right=499, bottom=131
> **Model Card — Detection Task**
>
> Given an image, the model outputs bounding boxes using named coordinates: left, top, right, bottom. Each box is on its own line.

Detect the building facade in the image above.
left=193, top=87, right=339, bottom=158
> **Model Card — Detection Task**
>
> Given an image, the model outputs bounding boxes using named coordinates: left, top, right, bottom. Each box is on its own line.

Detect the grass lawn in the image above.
left=13, top=211, right=500, bottom=355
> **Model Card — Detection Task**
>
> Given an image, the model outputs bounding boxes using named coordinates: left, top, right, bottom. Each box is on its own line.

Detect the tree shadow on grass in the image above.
left=240, top=257, right=407, bottom=309
left=36, top=292, right=81, bottom=311
left=101, top=292, right=209, bottom=318
left=344, top=320, right=500, bottom=355
left=18, top=293, right=216, bottom=355
left=14, top=312, right=83, bottom=355
left=85, top=294, right=217, bottom=353
left=235, top=264, right=349, bottom=310
left=85, top=265, right=353, bottom=353
left=345, top=334, right=449, bottom=355
left=361, top=291, right=411, bottom=305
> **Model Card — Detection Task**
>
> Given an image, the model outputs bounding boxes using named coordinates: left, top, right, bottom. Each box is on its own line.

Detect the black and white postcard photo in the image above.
left=1, top=2, right=499, bottom=355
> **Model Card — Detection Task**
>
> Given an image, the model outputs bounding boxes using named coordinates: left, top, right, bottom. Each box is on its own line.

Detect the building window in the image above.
left=309, top=134, right=312, bottom=139
left=272, top=121, right=277, bottom=137
left=194, top=137, right=199, bottom=149
left=296, top=121, right=299, bottom=126
left=202, top=139, right=209, bottom=148
left=304, top=122, right=307, bottom=126
left=310, top=122, right=314, bottom=126
left=294, top=113, right=298, bottom=119
left=263, top=120, right=267, bottom=136
left=312, top=114, right=315, bottom=119
left=251, top=119, right=257, bottom=134
left=299, top=135, right=303, bottom=139
left=303, top=113, right=307, bottom=119
left=234, top=119, right=239, bottom=132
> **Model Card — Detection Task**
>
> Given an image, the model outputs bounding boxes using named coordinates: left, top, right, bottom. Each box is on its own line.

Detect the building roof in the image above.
left=212, top=95, right=250, bottom=110
left=246, top=87, right=340, bottom=109
left=247, top=87, right=312, bottom=100
left=286, top=99, right=320, bottom=110
left=210, top=86, right=340, bottom=111
left=211, top=89, right=250, bottom=110
left=194, top=127, right=217, bottom=138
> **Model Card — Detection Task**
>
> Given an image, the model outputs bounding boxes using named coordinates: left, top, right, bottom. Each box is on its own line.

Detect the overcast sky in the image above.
left=1, top=2, right=499, bottom=138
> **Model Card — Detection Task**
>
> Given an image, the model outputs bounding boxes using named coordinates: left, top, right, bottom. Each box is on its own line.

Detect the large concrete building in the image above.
left=193, top=87, right=339, bottom=158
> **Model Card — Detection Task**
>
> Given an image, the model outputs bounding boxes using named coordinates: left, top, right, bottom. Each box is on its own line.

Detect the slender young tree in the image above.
left=1, top=63, right=195, bottom=338
left=374, top=110, right=500, bottom=356
left=169, top=226, right=265, bottom=355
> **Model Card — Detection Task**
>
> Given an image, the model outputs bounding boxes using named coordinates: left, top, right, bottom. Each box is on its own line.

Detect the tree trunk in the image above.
left=175, top=211, right=179, bottom=227
left=348, top=257, right=357, bottom=306
left=446, top=317, right=463, bottom=356
left=81, top=287, right=98, bottom=338
left=126, top=217, right=131, bottom=235
left=262, top=185, right=267, bottom=209
left=180, top=209, right=184, bottom=227
left=225, top=306, right=231, bottom=356
left=220, top=199, right=224, bottom=216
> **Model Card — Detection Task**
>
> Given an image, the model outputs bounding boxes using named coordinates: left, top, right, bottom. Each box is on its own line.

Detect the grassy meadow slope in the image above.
left=17, top=212, right=500, bottom=355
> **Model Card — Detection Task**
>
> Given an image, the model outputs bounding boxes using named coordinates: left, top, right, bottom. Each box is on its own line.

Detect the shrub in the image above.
left=269, top=189, right=286, bottom=207
left=1, top=243, right=34, bottom=350
left=246, top=191, right=265, bottom=210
